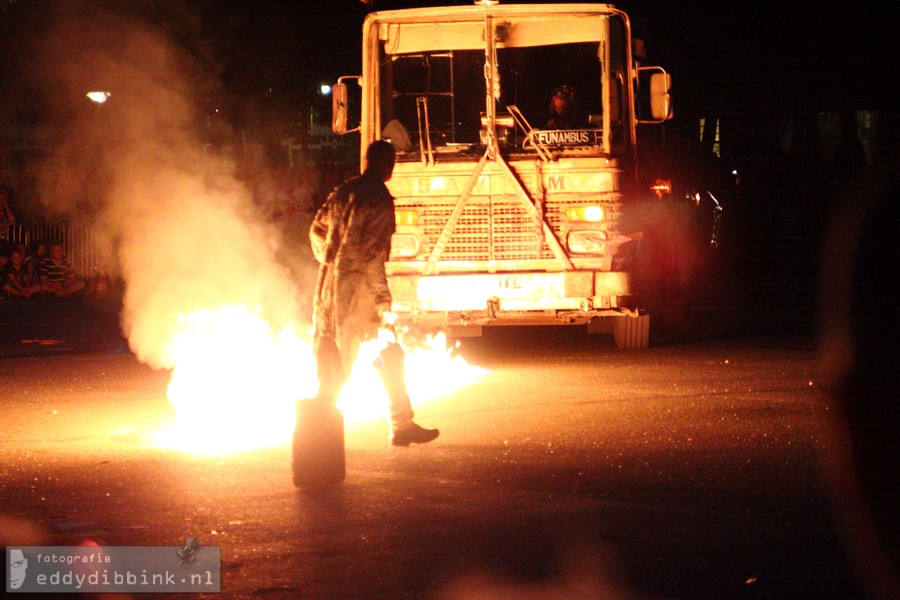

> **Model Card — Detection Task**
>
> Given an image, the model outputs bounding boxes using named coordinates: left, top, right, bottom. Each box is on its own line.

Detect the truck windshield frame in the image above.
left=371, top=11, right=631, bottom=161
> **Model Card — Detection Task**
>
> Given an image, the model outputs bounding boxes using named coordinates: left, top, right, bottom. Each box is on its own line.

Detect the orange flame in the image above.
left=152, top=305, right=488, bottom=454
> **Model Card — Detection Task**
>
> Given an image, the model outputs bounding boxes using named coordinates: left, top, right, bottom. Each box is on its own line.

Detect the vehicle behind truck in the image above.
left=331, top=2, right=674, bottom=348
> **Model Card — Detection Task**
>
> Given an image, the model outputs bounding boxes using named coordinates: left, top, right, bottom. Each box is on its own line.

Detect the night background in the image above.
left=0, top=1, right=895, bottom=428
left=0, top=1, right=896, bottom=284
left=1, top=0, right=896, bottom=161
left=0, top=2, right=897, bottom=599
left=0, top=2, right=892, bottom=435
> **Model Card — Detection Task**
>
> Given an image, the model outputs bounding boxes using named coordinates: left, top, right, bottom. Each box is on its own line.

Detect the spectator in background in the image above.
left=24, top=241, right=47, bottom=287
left=0, top=188, right=14, bottom=253
left=39, top=241, right=86, bottom=298
left=13, top=243, right=35, bottom=290
left=2, top=247, right=40, bottom=299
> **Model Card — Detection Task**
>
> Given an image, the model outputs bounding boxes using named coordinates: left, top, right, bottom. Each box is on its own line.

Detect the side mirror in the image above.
left=636, top=67, right=673, bottom=124
left=649, top=72, right=672, bottom=121
left=332, top=82, right=348, bottom=134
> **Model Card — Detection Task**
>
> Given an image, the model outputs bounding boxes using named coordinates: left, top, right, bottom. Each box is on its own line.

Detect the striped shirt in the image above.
left=39, top=257, right=76, bottom=284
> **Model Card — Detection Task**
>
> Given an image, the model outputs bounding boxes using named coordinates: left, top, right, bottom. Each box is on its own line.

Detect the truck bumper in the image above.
left=388, top=271, right=637, bottom=328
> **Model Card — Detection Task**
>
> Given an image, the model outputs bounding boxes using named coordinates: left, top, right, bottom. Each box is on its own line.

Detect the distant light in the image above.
left=86, top=91, right=111, bottom=104
left=320, top=84, right=332, bottom=96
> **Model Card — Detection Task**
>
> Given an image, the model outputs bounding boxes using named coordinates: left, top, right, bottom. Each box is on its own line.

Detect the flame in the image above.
left=152, top=305, right=488, bottom=454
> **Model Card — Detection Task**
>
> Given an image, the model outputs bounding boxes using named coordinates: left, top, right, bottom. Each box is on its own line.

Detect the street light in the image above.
left=86, top=91, right=111, bottom=104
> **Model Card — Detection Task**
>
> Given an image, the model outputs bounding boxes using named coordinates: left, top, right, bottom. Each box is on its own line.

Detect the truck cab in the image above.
left=333, top=2, right=673, bottom=348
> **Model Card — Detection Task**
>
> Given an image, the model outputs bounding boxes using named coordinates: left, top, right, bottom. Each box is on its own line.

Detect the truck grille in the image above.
left=396, top=194, right=623, bottom=264
left=418, top=195, right=554, bottom=262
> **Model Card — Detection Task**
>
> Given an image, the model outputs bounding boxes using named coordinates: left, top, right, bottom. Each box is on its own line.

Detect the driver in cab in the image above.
left=545, top=84, right=583, bottom=130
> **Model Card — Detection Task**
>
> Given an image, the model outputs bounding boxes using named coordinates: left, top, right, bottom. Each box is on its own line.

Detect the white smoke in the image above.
left=27, top=6, right=305, bottom=369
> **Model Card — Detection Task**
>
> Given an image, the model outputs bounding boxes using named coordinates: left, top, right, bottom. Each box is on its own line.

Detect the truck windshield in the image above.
left=378, top=35, right=628, bottom=160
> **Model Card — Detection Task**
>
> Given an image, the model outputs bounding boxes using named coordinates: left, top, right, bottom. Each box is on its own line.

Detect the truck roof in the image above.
left=364, top=3, right=628, bottom=54
left=365, top=3, right=623, bottom=24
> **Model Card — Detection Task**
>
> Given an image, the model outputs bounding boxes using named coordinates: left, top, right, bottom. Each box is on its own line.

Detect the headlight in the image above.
left=567, top=230, right=608, bottom=254
left=391, top=233, right=420, bottom=257
left=395, top=209, right=419, bottom=226
left=565, top=205, right=604, bottom=222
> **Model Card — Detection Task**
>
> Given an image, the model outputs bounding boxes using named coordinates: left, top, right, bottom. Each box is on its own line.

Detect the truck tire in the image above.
left=614, top=314, right=650, bottom=349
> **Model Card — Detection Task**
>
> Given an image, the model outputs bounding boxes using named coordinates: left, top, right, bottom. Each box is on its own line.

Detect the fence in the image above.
left=4, top=224, right=104, bottom=277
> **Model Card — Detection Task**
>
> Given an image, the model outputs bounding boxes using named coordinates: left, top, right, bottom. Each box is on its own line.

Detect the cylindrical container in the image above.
left=292, top=398, right=345, bottom=488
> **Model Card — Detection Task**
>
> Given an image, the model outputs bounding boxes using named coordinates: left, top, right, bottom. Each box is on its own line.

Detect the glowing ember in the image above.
left=152, top=305, right=488, bottom=454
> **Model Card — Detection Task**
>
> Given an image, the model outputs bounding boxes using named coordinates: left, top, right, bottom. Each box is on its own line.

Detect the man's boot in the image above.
left=376, top=342, right=439, bottom=446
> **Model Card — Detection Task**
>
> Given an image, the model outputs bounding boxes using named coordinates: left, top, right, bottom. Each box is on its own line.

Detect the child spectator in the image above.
left=25, top=241, right=47, bottom=285
left=39, top=241, right=86, bottom=298
left=0, top=189, right=14, bottom=257
left=2, top=247, right=41, bottom=299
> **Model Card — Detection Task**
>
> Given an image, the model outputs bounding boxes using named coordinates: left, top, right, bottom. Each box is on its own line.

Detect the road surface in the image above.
left=1, top=297, right=883, bottom=599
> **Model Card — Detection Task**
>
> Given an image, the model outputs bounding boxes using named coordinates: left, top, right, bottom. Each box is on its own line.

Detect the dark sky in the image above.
left=211, top=0, right=897, bottom=113
left=1, top=0, right=896, bottom=123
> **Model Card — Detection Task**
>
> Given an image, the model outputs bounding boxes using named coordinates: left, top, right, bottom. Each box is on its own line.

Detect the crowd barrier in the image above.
left=4, top=224, right=104, bottom=277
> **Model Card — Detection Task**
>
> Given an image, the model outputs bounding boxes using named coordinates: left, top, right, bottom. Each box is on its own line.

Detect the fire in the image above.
left=152, top=305, right=488, bottom=454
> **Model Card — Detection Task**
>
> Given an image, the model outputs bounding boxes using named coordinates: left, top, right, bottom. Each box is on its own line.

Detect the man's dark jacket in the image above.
left=310, top=172, right=395, bottom=356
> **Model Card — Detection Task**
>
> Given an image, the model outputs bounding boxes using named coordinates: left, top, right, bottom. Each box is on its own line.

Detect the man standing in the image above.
left=310, top=140, right=439, bottom=446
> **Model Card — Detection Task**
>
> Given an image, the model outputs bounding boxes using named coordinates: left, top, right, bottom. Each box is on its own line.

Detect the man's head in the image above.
left=9, top=549, right=28, bottom=589
left=551, top=84, right=576, bottom=116
left=364, top=140, right=396, bottom=182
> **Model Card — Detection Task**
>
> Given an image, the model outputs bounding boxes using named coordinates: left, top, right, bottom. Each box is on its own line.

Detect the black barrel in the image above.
left=291, top=398, right=345, bottom=488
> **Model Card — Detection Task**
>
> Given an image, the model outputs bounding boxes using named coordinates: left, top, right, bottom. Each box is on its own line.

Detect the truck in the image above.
left=331, top=1, right=675, bottom=348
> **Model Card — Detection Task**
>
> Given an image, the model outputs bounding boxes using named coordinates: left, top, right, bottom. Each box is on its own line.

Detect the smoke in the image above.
left=26, top=5, right=304, bottom=369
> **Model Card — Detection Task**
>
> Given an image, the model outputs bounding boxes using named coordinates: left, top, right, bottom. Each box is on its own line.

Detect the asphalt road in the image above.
left=1, top=295, right=883, bottom=599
